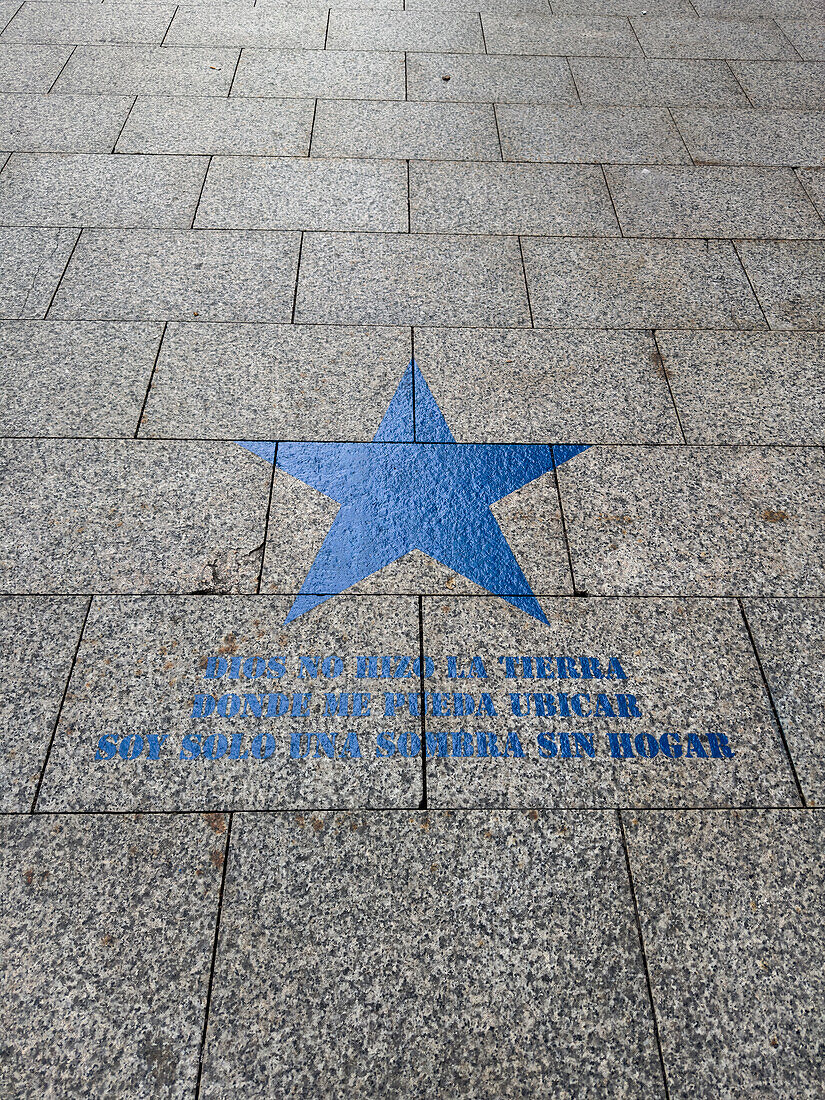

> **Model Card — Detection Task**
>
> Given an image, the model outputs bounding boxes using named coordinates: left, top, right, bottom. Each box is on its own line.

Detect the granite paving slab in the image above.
left=0, top=595, right=86, bottom=810
left=230, top=47, right=406, bottom=100
left=0, top=152, right=210, bottom=227
left=0, top=812, right=227, bottom=1099
left=36, top=595, right=423, bottom=810
left=407, top=0, right=551, bottom=9
left=605, top=166, right=825, bottom=238
left=409, top=162, right=620, bottom=235
left=631, top=16, right=799, bottom=59
left=558, top=445, right=825, bottom=595
left=406, top=52, right=578, bottom=103
left=798, top=167, right=825, bottom=216
left=672, top=107, right=825, bottom=166
left=49, top=229, right=301, bottom=321
left=553, top=0, right=693, bottom=10
left=0, top=319, right=163, bottom=435
left=0, top=225, right=78, bottom=317
left=326, top=10, right=485, bottom=52
left=0, top=1, right=22, bottom=33
left=0, top=2, right=177, bottom=45
left=625, top=810, right=825, bottom=1100
left=569, top=57, right=749, bottom=106
left=481, top=13, right=643, bottom=55
left=51, top=44, right=240, bottom=95
left=198, top=810, right=665, bottom=1099
left=497, top=104, right=691, bottom=163
left=694, top=0, right=824, bottom=14
left=0, top=42, right=70, bottom=90
left=743, top=598, right=825, bottom=805
left=779, top=19, right=825, bottom=60
left=114, top=95, right=315, bottom=155
left=0, top=92, right=132, bottom=151
left=139, top=322, right=410, bottom=439
left=423, top=595, right=800, bottom=808
left=736, top=240, right=825, bottom=329
left=310, top=99, right=500, bottom=160
left=413, top=327, right=680, bottom=441
left=0, top=440, right=271, bottom=592
left=195, top=157, right=407, bottom=232
left=294, top=232, right=531, bottom=326
left=729, top=60, right=825, bottom=107
left=656, top=330, right=825, bottom=444
left=521, top=238, right=765, bottom=329
left=165, top=6, right=328, bottom=48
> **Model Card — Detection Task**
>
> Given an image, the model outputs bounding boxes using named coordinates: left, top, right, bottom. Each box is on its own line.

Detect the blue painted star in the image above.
left=240, top=363, right=588, bottom=625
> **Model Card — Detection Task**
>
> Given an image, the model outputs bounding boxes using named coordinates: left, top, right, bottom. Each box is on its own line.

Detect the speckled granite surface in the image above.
left=0, top=0, right=822, bottom=1094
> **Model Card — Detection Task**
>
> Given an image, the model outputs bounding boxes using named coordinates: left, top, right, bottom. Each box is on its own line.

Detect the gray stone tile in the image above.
left=731, top=60, right=825, bottom=107
left=199, top=811, right=663, bottom=1098
left=406, top=0, right=549, bottom=10
left=673, top=107, right=825, bottom=166
left=497, top=104, right=690, bottom=163
left=632, top=16, right=799, bottom=59
left=0, top=813, right=227, bottom=1098
left=115, top=95, right=314, bottom=155
left=423, top=596, right=799, bottom=808
left=0, top=1, right=22, bottom=32
left=0, top=152, right=209, bottom=227
left=694, top=0, right=824, bottom=14
left=0, top=319, right=163, bottom=434
left=0, top=42, right=71, bottom=90
left=744, top=599, right=825, bottom=805
left=736, top=240, right=825, bottom=329
left=164, top=6, right=329, bottom=47
left=553, top=0, right=692, bottom=10
left=0, top=92, right=132, bottom=151
left=261, top=444, right=569, bottom=596
left=37, top=595, right=423, bottom=810
left=0, top=226, right=78, bottom=318
left=1, top=2, right=177, bottom=44
left=52, top=44, right=240, bottom=95
left=0, top=596, right=86, bottom=811
left=410, top=162, right=620, bottom=235
left=406, top=52, right=578, bottom=104
left=49, top=229, right=301, bottom=321
left=311, top=100, right=500, bottom=160
left=570, top=57, right=748, bottom=106
left=481, top=14, right=643, bottom=56
left=326, top=10, right=485, bottom=52
left=139, top=322, right=410, bottom=439
left=231, top=47, right=405, bottom=100
left=414, top=328, right=681, bottom=441
left=558, top=446, right=825, bottom=595
left=798, top=167, right=825, bottom=216
left=606, top=166, right=825, bottom=238
left=625, top=810, right=825, bottom=1099
left=294, top=232, right=531, bottom=326
left=779, top=19, right=825, bottom=60
left=657, top=331, right=825, bottom=443
left=195, top=157, right=407, bottom=232
left=0, top=440, right=271, bottom=592
left=522, top=238, right=765, bottom=329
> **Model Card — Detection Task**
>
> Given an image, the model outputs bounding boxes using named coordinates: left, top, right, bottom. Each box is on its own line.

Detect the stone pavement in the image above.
left=0, top=0, right=823, bottom=1095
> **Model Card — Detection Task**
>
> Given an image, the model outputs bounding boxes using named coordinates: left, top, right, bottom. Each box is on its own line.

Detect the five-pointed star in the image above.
left=240, top=364, right=588, bottom=625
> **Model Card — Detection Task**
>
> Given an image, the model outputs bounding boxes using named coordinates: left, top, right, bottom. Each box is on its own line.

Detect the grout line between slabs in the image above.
left=289, top=229, right=304, bottom=322
left=188, top=153, right=212, bottom=228
left=225, top=48, right=243, bottom=97
left=45, top=44, right=76, bottom=95
left=134, top=320, right=167, bottom=438
left=417, top=594, right=428, bottom=810
left=652, top=329, right=688, bottom=444
left=550, top=447, right=580, bottom=597
left=731, top=238, right=772, bottom=329
left=42, top=227, right=82, bottom=319
left=256, top=449, right=278, bottom=595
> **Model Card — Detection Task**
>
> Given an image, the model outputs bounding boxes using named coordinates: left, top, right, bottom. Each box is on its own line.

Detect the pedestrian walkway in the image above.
left=0, top=0, right=823, bottom=1096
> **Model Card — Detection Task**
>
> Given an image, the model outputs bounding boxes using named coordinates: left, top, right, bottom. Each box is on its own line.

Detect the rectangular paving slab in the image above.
left=569, top=57, right=750, bottom=106
left=624, top=809, right=825, bottom=1100
left=0, top=440, right=271, bottom=593
left=326, top=10, right=485, bottom=52
left=230, top=47, right=406, bottom=99
left=656, top=330, right=825, bottom=444
left=0, top=595, right=87, bottom=810
left=0, top=812, right=227, bottom=1098
left=778, top=18, right=825, bottom=60
left=729, top=60, right=825, bottom=108
left=164, top=6, right=328, bottom=48
left=423, top=595, right=800, bottom=808
left=0, top=319, right=163, bottom=435
left=52, top=45, right=241, bottom=95
left=198, top=810, right=665, bottom=1099
left=481, top=14, right=643, bottom=56
left=558, top=445, right=825, bottom=595
left=0, top=92, right=132, bottom=151
left=736, top=240, right=825, bottom=329
left=631, top=16, right=799, bottom=59
left=406, top=52, right=578, bottom=103
left=139, top=321, right=411, bottom=439
left=49, top=229, right=301, bottom=322
left=294, top=232, right=531, bottom=326
left=0, top=226, right=78, bottom=318
left=36, top=595, right=423, bottom=811
left=0, top=152, right=210, bottom=227
left=0, top=43, right=72, bottom=91
left=521, top=238, right=765, bottom=329
left=1, top=2, right=178, bottom=45
left=672, top=107, right=825, bottom=166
